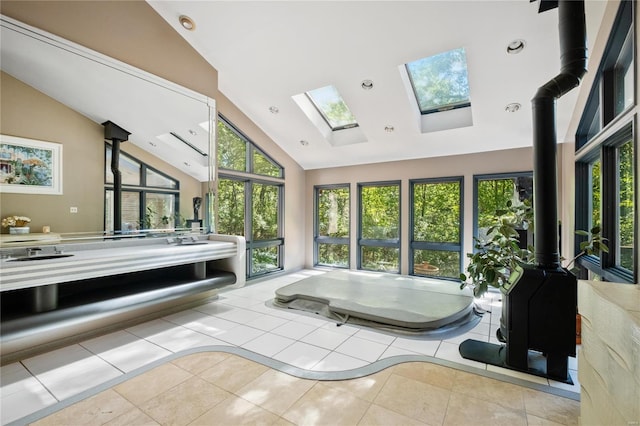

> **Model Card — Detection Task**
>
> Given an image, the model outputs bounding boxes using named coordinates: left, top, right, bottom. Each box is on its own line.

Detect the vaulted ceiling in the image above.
left=148, top=1, right=608, bottom=170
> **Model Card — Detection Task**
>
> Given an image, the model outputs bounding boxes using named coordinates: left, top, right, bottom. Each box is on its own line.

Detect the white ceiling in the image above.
left=148, top=1, right=608, bottom=170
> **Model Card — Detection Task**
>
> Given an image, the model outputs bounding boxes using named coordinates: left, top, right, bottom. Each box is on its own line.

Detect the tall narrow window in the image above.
left=217, top=178, right=245, bottom=236
left=411, top=177, right=463, bottom=279
left=575, top=0, right=635, bottom=282
left=617, top=141, right=634, bottom=272
left=217, top=115, right=284, bottom=279
left=358, top=182, right=400, bottom=273
left=315, top=185, right=350, bottom=268
left=590, top=159, right=601, bottom=233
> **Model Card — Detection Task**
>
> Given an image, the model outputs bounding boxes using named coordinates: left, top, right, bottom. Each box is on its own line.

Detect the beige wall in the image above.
left=1, top=72, right=104, bottom=233
left=306, top=147, right=535, bottom=273
left=0, top=71, right=204, bottom=234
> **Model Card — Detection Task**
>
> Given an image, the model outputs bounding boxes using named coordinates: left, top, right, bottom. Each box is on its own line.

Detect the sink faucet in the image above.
left=26, top=247, right=42, bottom=257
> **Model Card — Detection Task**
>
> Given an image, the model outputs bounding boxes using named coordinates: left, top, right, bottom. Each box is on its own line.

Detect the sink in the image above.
left=8, top=254, right=75, bottom=262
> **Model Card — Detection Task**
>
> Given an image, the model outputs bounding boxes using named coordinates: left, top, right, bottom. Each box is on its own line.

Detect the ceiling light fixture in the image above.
left=384, top=125, right=395, bottom=133
left=269, top=106, right=279, bottom=114
left=505, top=103, right=521, bottom=112
left=361, top=80, right=374, bottom=90
left=179, top=15, right=196, bottom=31
left=506, top=39, right=526, bottom=54
left=300, top=140, right=309, bottom=146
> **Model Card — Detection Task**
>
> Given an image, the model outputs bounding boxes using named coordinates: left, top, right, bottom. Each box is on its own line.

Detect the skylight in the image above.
left=305, top=85, right=358, bottom=130
left=405, top=48, right=470, bottom=115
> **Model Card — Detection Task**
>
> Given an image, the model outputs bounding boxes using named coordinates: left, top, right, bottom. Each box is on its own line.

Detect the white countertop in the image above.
left=0, top=239, right=238, bottom=292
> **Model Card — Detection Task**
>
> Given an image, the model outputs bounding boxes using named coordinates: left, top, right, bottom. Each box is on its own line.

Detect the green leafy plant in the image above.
left=459, top=199, right=608, bottom=298
left=460, top=199, right=534, bottom=297
left=565, top=226, right=609, bottom=273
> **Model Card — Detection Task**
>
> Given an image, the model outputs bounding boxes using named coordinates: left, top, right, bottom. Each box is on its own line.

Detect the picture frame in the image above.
left=0, top=134, right=63, bottom=195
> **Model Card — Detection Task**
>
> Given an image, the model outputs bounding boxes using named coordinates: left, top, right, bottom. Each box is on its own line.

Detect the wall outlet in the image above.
left=70, top=207, right=78, bottom=213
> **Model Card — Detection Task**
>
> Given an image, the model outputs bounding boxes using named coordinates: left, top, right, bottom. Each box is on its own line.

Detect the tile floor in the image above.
left=1, top=270, right=580, bottom=425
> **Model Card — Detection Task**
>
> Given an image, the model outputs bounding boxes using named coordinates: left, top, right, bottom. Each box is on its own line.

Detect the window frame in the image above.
left=472, top=171, right=533, bottom=242
left=409, top=176, right=464, bottom=280
left=216, top=115, right=285, bottom=280
left=218, top=114, right=284, bottom=178
left=576, top=124, right=636, bottom=283
left=305, top=86, right=359, bottom=131
left=357, top=180, right=401, bottom=273
left=574, top=0, right=636, bottom=284
left=404, top=47, right=471, bottom=115
left=104, top=143, right=180, bottom=233
left=314, top=184, right=351, bottom=268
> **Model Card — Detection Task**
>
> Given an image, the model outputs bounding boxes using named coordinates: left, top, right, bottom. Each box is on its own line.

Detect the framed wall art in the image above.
left=0, top=134, right=63, bottom=195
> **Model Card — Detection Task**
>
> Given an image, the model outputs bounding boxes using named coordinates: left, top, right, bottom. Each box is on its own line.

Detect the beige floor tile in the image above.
left=373, top=373, right=450, bottom=425
left=139, top=376, right=231, bottom=426
left=31, top=389, right=135, bottom=426
left=358, top=404, right=428, bottom=426
left=114, top=362, right=193, bottom=406
left=199, top=354, right=268, bottom=392
left=523, top=388, right=580, bottom=426
left=452, top=369, right=525, bottom=411
left=189, top=395, right=280, bottom=425
left=236, top=369, right=316, bottom=416
left=322, top=368, right=392, bottom=402
left=526, top=413, right=567, bottom=426
left=171, top=351, right=231, bottom=375
left=103, top=407, right=161, bottom=425
left=391, top=361, right=458, bottom=391
left=282, top=382, right=370, bottom=426
left=271, top=417, right=296, bottom=426
left=443, top=392, right=527, bottom=426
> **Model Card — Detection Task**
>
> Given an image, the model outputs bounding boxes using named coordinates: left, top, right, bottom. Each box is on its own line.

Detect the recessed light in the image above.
left=300, top=140, right=309, bottom=146
left=507, top=39, right=526, bottom=54
left=188, top=129, right=197, bottom=136
left=179, top=15, right=196, bottom=31
left=384, top=125, right=395, bottom=133
left=269, top=106, right=279, bottom=114
left=361, top=80, right=374, bottom=90
left=505, top=103, right=521, bottom=112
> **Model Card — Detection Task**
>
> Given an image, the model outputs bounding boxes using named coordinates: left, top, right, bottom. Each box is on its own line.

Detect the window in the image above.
left=306, top=85, right=358, bottom=130
left=576, top=0, right=634, bottom=150
left=410, top=177, right=463, bottom=279
left=217, top=116, right=284, bottom=279
left=575, top=1, right=635, bottom=283
left=104, top=144, right=179, bottom=233
left=315, top=185, right=350, bottom=268
left=406, top=48, right=470, bottom=115
left=217, top=115, right=283, bottom=178
left=474, top=172, right=533, bottom=243
left=358, top=182, right=400, bottom=272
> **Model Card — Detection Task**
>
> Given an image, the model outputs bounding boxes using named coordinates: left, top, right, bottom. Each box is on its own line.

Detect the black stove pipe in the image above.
left=532, top=0, right=587, bottom=269
left=103, top=121, right=131, bottom=235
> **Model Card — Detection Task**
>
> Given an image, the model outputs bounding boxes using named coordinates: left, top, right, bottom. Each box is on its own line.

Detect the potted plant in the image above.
left=459, top=200, right=608, bottom=344
left=459, top=199, right=534, bottom=298
left=460, top=200, right=607, bottom=298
